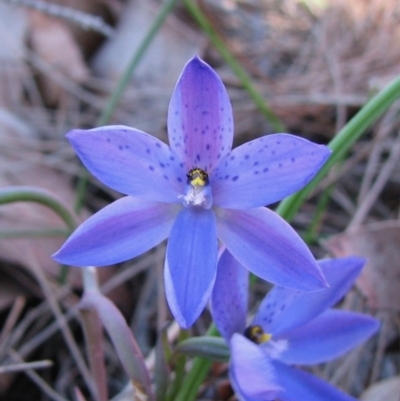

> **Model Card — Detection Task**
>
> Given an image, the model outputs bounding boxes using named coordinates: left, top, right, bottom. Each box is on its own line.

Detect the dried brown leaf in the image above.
left=361, top=375, right=400, bottom=401
left=28, top=9, right=89, bottom=104
left=325, top=221, right=400, bottom=311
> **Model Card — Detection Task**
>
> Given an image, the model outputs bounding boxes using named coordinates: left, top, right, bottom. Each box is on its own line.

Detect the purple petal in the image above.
left=279, top=309, right=379, bottom=365
left=211, top=134, right=331, bottom=209
left=216, top=207, right=327, bottom=291
left=211, top=249, right=248, bottom=342
left=230, top=334, right=282, bottom=401
left=168, top=57, right=233, bottom=173
left=165, top=207, right=218, bottom=328
left=272, top=360, right=358, bottom=401
left=67, top=126, right=185, bottom=203
left=253, top=257, right=364, bottom=336
left=53, top=197, right=177, bottom=266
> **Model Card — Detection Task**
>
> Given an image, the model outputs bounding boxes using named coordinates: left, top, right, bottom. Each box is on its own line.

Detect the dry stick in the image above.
left=370, top=310, right=390, bottom=384
left=73, top=387, right=88, bottom=401
left=349, top=128, right=400, bottom=228
left=330, top=345, right=365, bottom=386
left=8, top=349, right=68, bottom=401
left=3, top=0, right=114, bottom=37
left=14, top=254, right=154, bottom=361
left=27, top=253, right=97, bottom=400
left=0, top=296, right=26, bottom=356
left=319, top=26, right=347, bottom=133
left=358, top=105, right=399, bottom=202
left=0, top=359, right=52, bottom=374
left=26, top=48, right=107, bottom=109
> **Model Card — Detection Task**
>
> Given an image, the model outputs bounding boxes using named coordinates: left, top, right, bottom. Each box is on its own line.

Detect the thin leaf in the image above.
left=80, top=290, right=155, bottom=401
left=174, top=336, right=230, bottom=362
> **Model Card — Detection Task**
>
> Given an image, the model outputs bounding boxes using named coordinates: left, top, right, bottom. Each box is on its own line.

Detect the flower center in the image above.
left=179, top=167, right=213, bottom=209
left=244, top=325, right=272, bottom=344
left=244, top=325, right=288, bottom=359
left=188, top=168, right=208, bottom=187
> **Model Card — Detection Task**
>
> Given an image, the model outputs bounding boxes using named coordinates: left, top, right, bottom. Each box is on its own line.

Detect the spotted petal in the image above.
left=230, top=334, right=282, bottom=401
left=168, top=57, right=234, bottom=173
left=253, top=257, right=364, bottom=336
left=211, top=134, right=331, bottom=209
left=216, top=207, right=327, bottom=291
left=67, top=126, right=185, bottom=203
left=53, top=197, right=177, bottom=266
left=272, top=360, right=358, bottom=401
left=279, top=309, right=379, bottom=365
left=211, top=249, right=248, bottom=342
left=165, top=207, right=218, bottom=328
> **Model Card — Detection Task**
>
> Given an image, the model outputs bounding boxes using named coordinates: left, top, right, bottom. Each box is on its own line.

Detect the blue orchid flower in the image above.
left=212, top=250, right=379, bottom=401
left=53, top=56, right=331, bottom=328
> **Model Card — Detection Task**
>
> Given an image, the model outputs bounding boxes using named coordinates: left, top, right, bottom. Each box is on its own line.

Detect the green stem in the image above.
left=174, top=325, right=218, bottom=401
left=0, top=186, right=76, bottom=231
left=0, top=186, right=77, bottom=284
left=183, top=0, right=284, bottom=132
left=73, top=0, right=180, bottom=213
left=276, top=75, right=400, bottom=222
left=0, top=228, right=69, bottom=239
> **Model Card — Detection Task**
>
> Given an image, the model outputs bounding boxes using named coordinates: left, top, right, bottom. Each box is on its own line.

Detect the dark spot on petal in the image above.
left=177, top=177, right=182, bottom=182
left=263, top=167, right=269, bottom=173
left=160, top=162, right=165, bottom=168
left=156, top=143, right=161, bottom=148
left=118, top=145, right=123, bottom=150
left=206, top=144, right=210, bottom=150
left=149, top=165, right=155, bottom=171
left=232, top=176, right=239, bottom=181
left=107, top=138, right=110, bottom=142
left=244, top=154, right=250, bottom=160
left=291, top=157, right=295, bottom=162
left=254, top=161, right=259, bottom=166
left=278, top=163, right=282, bottom=168
left=163, top=174, right=169, bottom=180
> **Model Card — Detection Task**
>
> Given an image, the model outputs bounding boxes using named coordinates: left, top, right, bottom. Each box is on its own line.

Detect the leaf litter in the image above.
left=0, top=0, right=400, bottom=399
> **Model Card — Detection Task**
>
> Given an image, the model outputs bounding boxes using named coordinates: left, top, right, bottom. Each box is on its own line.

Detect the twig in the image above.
left=349, top=128, right=400, bottom=228
left=3, top=0, right=115, bottom=37
left=0, top=359, right=52, bottom=374
left=27, top=251, right=97, bottom=400
left=0, top=296, right=26, bottom=356
left=8, top=349, right=68, bottom=401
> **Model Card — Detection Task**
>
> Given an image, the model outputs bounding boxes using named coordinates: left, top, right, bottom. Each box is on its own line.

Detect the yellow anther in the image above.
left=188, top=168, right=208, bottom=187
left=244, top=325, right=272, bottom=344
